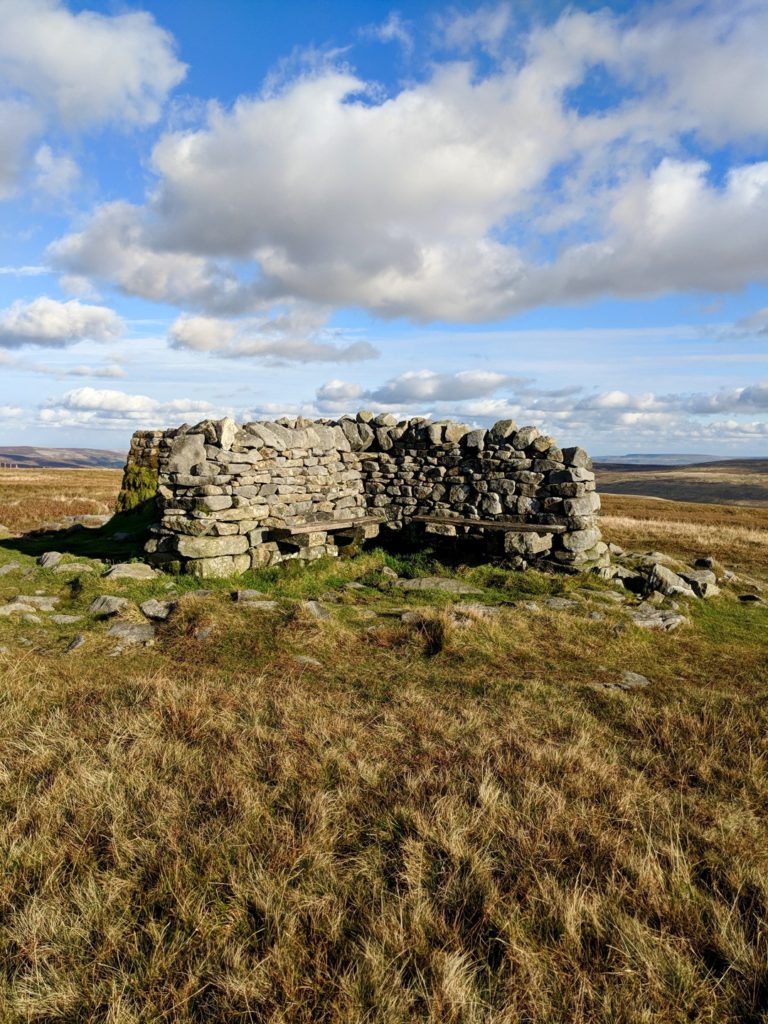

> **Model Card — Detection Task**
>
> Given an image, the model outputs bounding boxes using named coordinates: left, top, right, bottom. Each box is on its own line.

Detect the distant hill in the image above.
left=0, top=446, right=126, bottom=469
left=593, top=453, right=732, bottom=466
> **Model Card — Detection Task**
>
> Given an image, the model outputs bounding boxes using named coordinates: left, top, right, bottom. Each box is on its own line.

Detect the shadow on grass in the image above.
left=0, top=500, right=156, bottom=564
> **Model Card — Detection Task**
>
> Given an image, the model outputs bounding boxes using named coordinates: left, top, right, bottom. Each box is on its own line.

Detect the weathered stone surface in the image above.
left=53, top=562, right=96, bottom=574
left=0, top=562, right=20, bottom=576
left=50, top=614, right=83, bottom=624
left=8, top=594, right=59, bottom=611
left=188, top=554, right=251, bottom=578
left=108, top=621, right=156, bottom=646
left=176, top=535, right=249, bottom=559
left=103, top=562, right=158, bottom=580
left=629, top=605, right=688, bottom=631
left=167, top=433, right=206, bottom=475
left=38, top=551, right=63, bottom=568
left=647, top=564, right=696, bottom=598
left=394, top=577, right=483, bottom=595
left=89, top=595, right=130, bottom=617
left=678, top=568, right=720, bottom=598
left=140, top=599, right=176, bottom=621
left=504, top=531, right=553, bottom=557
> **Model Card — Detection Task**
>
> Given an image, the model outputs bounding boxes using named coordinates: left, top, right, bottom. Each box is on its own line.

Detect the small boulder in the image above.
left=9, top=595, right=59, bottom=612
left=38, top=551, right=63, bottom=568
left=65, top=634, right=86, bottom=654
left=140, top=599, right=176, bottom=621
left=102, top=563, right=158, bottom=580
left=50, top=614, right=83, bottom=625
left=107, top=622, right=156, bottom=646
left=53, top=562, right=96, bottom=575
left=301, top=600, right=331, bottom=620
left=89, top=595, right=130, bottom=618
left=647, top=563, right=696, bottom=599
left=544, top=597, right=579, bottom=610
left=630, top=606, right=687, bottom=631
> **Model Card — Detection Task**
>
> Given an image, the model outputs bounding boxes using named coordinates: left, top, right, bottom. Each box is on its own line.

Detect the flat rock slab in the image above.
left=630, top=607, right=688, bottom=631
left=394, top=577, right=482, bottom=595
left=544, top=597, right=579, bottom=610
left=107, top=622, right=156, bottom=646
left=8, top=595, right=59, bottom=611
left=601, top=670, right=652, bottom=692
left=102, top=563, right=158, bottom=580
left=453, top=602, right=501, bottom=620
left=50, top=614, right=83, bottom=625
left=140, top=599, right=176, bottom=621
left=89, top=595, right=131, bottom=617
left=0, top=563, right=21, bottom=576
left=53, top=562, right=96, bottom=574
left=0, top=603, right=36, bottom=617
left=242, top=600, right=279, bottom=612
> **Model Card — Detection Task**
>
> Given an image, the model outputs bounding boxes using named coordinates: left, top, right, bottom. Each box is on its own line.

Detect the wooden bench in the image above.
left=411, top=514, right=566, bottom=534
left=269, top=515, right=384, bottom=540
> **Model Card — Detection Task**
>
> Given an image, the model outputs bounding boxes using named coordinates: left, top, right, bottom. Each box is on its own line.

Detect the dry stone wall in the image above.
left=118, top=412, right=608, bottom=577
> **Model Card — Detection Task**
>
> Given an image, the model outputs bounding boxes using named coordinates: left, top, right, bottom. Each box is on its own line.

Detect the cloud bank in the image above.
left=48, top=1, right=768, bottom=322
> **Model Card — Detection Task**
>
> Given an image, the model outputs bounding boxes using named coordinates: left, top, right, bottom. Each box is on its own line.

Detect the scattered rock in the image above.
left=8, top=595, right=59, bottom=611
left=301, top=600, right=331, bottom=620
left=678, top=568, right=720, bottom=599
left=379, top=566, right=399, bottom=579
left=65, top=634, right=86, bottom=653
left=38, top=551, right=63, bottom=568
left=107, top=622, right=156, bottom=646
left=345, top=581, right=365, bottom=590
left=619, top=670, right=651, bottom=689
left=629, top=605, right=688, bottom=631
left=140, top=598, right=176, bottom=621
left=194, top=626, right=213, bottom=640
left=519, top=601, right=540, bottom=611
left=647, top=563, right=695, bottom=599
left=232, top=589, right=268, bottom=602
left=102, top=562, right=158, bottom=580
left=50, top=614, right=83, bottom=625
left=241, top=600, right=278, bottom=612
left=0, top=602, right=35, bottom=617
left=544, top=597, right=579, bottom=610
left=293, top=655, right=323, bottom=669
left=453, top=602, right=500, bottom=620
left=53, top=562, right=96, bottom=575
left=89, top=595, right=130, bottom=617
left=0, top=562, right=20, bottom=576
left=394, top=576, right=482, bottom=595
left=22, top=614, right=42, bottom=624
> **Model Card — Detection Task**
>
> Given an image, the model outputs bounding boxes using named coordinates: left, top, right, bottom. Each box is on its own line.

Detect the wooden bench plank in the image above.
left=412, top=514, right=566, bottom=534
left=271, top=516, right=383, bottom=537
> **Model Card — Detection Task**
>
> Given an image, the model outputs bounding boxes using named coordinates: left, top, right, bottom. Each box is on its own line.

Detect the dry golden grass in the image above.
left=601, top=494, right=768, bottom=574
left=0, top=589, right=766, bottom=1023
left=0, top=469, right=767, bottom=1021
left=0, top=468, right=122, bottom=533
left=597, top=460, right=768, bottom=507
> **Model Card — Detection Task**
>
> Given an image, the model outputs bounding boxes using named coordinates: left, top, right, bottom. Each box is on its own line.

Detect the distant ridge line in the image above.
left=0, top=446, right=126, bottom=469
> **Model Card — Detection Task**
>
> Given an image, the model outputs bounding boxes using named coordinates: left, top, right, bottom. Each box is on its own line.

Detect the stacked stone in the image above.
left=125, top=411, right=607, bottom=577
left=144, top=416, right=367, bottom=577
left=116, top=428, right=178, bottom=512
left=350, top=412, right=607, bottom=569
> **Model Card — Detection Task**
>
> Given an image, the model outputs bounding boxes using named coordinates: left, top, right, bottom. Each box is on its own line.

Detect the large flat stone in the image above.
left=394, top=577, right=483, bottom=595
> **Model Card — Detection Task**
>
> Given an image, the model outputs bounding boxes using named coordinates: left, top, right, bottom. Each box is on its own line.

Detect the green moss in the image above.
left=116, top=464, right=159, bottom=513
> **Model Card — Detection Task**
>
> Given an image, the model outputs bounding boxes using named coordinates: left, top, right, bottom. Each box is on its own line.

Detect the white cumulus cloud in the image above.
left=0, top=297, right=123, bottom=348
left=39, top=387, right=217, bottom=430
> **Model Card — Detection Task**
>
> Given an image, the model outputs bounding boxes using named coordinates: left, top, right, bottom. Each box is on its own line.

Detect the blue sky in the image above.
left=1, top=0, right=767, bottom=455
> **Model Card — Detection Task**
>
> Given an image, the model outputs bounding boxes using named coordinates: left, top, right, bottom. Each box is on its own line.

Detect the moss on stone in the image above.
left=116, top=464, right=159, bottom=513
